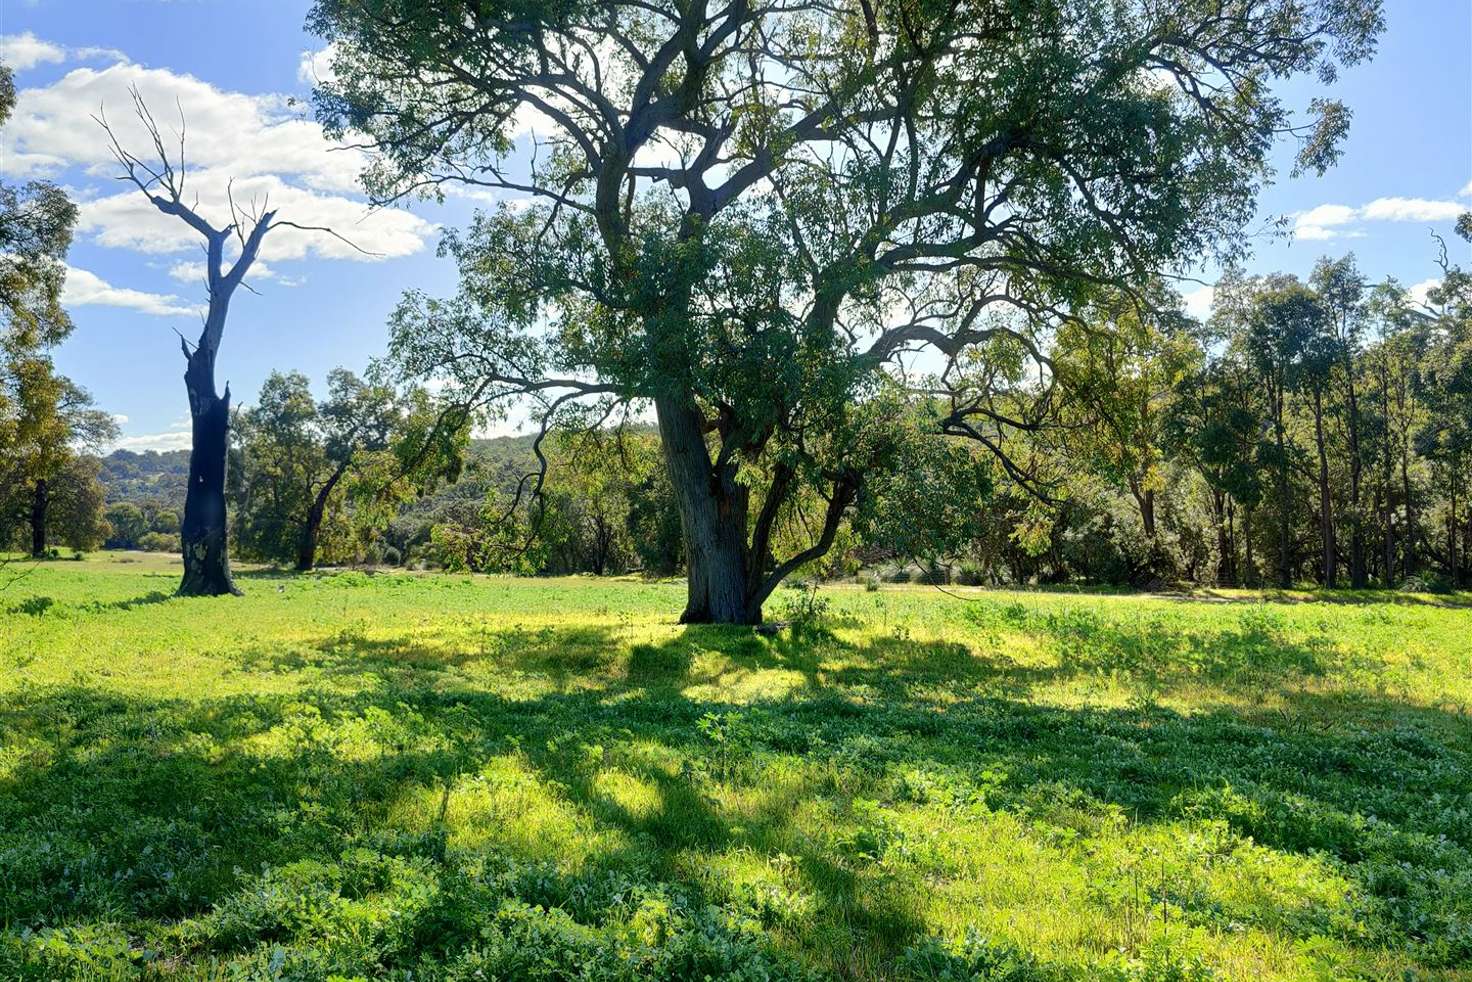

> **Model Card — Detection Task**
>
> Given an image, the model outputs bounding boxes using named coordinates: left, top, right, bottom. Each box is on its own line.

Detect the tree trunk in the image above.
left=1212, top=489, right=1235, bottom=587
left=296, top=466, right=346, bottom=571
left=1130, top=482, right=1156, bottom=538
left=1243, top=506, right=1257, bottom=587
left=1345, top=364, right=1366, bottom=588
left=655, top=394, right=755, bottom=624
left=29, top=478, right=47, bottom=558
left=178, top=345, right=240, bottom=596
left=1273, top=395, right=1292, bottom=590
left=1450, top=469, right=1460, bottom=588
left=1312, top=388, right=1336, bottom=588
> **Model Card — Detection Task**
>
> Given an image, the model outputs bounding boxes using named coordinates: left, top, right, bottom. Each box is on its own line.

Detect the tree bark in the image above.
left=655, top=393, right=753, bottom=623
left=1212, top=489, right=1235, bottom=587
left=1344, top=356, right=1366, bottom=588
left=29, top=478, right=47, bottom=558
left=1312, top=388, right=1336, bottom=588
left=1272, top=390, right=1292, bottom=589
left=178, top=345, right=240, bottom=596
left=296, top=465, right=347, bottom=572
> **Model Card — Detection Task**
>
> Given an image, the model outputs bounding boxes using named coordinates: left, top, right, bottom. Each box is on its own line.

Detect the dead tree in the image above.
left=98, top=89, right=365, bottom=595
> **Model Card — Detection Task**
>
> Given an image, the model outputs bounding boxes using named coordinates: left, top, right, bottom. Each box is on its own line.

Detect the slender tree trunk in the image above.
left=1243, top=506, right=1257, bottom=587
left=179, top=345, right=240, bottom=596
left=1212, top=489, right=1235, bottom=587
left=1451, top=468, right=1460, bottom=588
left=1272, top=387, right=1292, bottom=589
left=1312, top=388, right=1336, bottom=587
left=1344, top=371, right=1366, bottom=588
left=29, top=478, right=47, bottom=558
left=296, top=466, right=346, bottom=572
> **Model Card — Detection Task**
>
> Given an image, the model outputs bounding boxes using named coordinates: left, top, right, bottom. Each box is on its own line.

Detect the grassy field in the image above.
left=1, top=552, right=1469, bottom=980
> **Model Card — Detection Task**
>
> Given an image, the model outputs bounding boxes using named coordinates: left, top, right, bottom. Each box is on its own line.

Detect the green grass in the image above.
left=2, top=552, right=1470, bottom=980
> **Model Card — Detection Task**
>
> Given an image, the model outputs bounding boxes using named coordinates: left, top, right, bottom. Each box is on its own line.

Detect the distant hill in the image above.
left=99, top=449, right=190, bottom=510
left=95, top=432, right=622, bottom=530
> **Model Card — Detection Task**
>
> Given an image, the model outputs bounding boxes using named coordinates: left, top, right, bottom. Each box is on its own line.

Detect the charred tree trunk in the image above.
left=29, top=478, right=47, bottom=557
left=297, top=465, right=347, bottom=572
left=179, top=345, right=240, bottom=596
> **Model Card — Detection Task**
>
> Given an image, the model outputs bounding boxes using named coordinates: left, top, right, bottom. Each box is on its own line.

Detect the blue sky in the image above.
left=2, top=1, right=1468, bottom=451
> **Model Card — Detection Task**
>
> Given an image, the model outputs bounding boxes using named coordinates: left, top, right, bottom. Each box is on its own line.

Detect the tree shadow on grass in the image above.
left=1, top=621, right=1468, bottom=978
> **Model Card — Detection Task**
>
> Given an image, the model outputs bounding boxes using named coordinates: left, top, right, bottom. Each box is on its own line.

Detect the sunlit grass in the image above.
left=1, top=552, right=1469, bottom=979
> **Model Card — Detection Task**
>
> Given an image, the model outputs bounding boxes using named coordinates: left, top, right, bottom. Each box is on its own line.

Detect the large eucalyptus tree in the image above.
left=312, top=0, right=1382, bottom=623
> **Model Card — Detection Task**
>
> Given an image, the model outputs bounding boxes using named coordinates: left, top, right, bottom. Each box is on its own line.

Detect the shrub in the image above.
left=910, top=564, right=950, bottom=585
left=137, top=531, right=180, bottom=553
left=955, top=564, right=985, bottom=586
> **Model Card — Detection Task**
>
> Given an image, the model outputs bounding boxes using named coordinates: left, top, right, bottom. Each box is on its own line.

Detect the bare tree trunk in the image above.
left=179, top=345, right=240, bottom=596
left=29, top=478, right=47, bottom=558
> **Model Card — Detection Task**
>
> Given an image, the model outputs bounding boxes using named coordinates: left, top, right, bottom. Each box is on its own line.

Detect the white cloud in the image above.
left=1294, top=224, right=1340, bottom=241
left=63, top=265, right=204, bottom=318
left=110, top=413, right=129, bottom=425
left=1360, top=197, right=1465, bottom=223
left=1293, top=203, right=1357, bottom=241
left=167, top=258, right=291, bottom=285
left=0, top=32, right=65, bottom=72
left=1, top=33, right=128, bottom=73
left=108, top=416, right=192, bottom=453
left=4, top=58, right=435, bottom=264
left=298, top=44, right=338, bottom=87
left=110, top=429, right=193, bottom=453
left=1461, top=180, right=1472, bottom=199
left=1181, top=284, right=1215, bottom=321
left=1294, top=195, right=1464, bottom=242
left=1409, top=278, right=1441, bottom=308
left=1296, top=204, right=1358, bottom=229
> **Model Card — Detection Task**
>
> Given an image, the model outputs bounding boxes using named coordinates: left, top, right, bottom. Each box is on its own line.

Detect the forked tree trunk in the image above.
left=178, top=345, right=240, bottom=596
left=29, top=478, right=47, bottom=557
left=656, top=394, right=756, bottom=623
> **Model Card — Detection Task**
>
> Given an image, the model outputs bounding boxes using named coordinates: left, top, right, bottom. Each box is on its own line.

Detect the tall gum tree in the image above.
left=99, top=91, right=369, bottom=596
left=311, top=0, right=1383, bottom=623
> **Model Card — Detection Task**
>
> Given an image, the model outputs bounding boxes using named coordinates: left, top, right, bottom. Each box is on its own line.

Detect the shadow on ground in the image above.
left=1, top=615, right=1468, bottom=979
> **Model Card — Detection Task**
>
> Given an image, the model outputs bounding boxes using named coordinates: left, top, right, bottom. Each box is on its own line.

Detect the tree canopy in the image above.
left=311, top=0, right=1384, bottom=621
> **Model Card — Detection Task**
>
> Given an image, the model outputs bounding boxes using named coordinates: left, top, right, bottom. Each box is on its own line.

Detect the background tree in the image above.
left=1312, top=255, right=1370, bottom=587
left=1235, top=276, right=1318, bottom=587
left=1052, top=291, right=1201, bottom=580
left=232, top=369, right=462, bottom=569
left=1, top=62, right=117, bottom=558
left=1168, top=353, right=1267, bottom=587
left=312, top=0, right=1383, bottom=623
